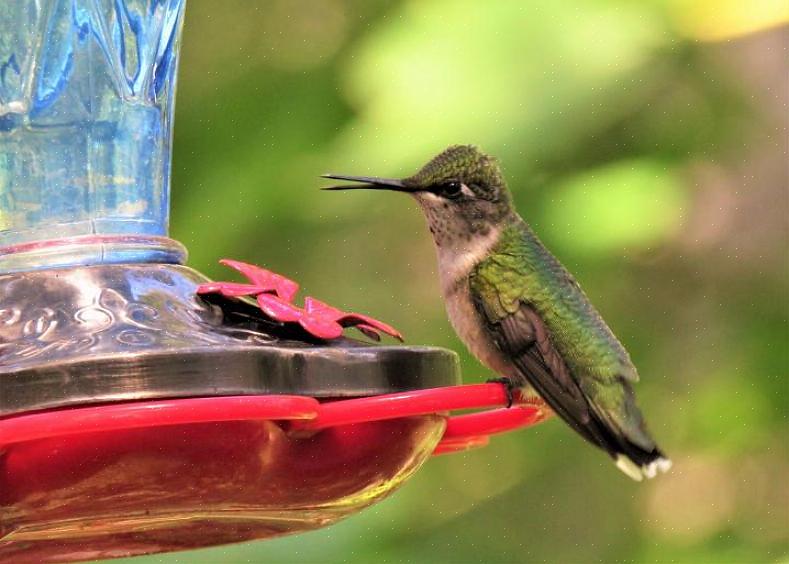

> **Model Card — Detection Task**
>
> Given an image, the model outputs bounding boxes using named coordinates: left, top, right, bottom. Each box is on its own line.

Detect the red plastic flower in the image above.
left=197, top=260, right=403, bottom=342
left=197, top=259, right=299, bottom=302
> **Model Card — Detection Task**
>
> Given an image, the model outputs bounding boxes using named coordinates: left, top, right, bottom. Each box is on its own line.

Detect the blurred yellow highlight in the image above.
left=669, top=0, right=789, bottom=41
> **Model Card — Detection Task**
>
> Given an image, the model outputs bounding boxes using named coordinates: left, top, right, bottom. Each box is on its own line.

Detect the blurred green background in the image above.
left=120, top=1, right=788, bottom=562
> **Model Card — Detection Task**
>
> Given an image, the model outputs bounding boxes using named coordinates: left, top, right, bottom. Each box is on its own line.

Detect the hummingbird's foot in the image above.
left=486, top=377, right=516, bottom=408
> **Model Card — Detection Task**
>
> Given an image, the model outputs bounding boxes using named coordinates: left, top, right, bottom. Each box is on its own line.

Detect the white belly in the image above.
left=431, top=223, right=515, bottom=378
left=443, top=279, right=514, bottom=378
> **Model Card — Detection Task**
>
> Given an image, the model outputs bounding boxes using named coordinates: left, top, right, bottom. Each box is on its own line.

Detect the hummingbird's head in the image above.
left=323, top=145, right=513, bottom=249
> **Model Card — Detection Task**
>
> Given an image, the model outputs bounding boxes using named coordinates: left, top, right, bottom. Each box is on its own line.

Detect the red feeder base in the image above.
left=0, top=385, right=548, bottom=563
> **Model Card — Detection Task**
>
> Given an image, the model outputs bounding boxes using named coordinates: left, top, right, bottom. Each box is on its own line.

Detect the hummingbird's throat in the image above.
left=414, top=192, right=498, bottom=247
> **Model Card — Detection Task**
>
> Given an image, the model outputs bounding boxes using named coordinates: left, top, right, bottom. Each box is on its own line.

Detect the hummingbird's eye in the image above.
left=441, top=180, right=463, bottom=199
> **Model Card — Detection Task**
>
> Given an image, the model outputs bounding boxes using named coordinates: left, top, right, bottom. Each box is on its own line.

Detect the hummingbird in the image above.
left=323, top=145, right=671, bottom=481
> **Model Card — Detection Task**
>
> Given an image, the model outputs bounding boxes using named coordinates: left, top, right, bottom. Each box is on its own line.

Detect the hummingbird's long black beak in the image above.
left=320, top=174, right=411, bottom=192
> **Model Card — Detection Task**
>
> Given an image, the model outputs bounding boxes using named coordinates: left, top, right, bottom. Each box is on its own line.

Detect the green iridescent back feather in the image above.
left=472, top=218, right=636, bottom=380
left=471, top=217, right=657, bottom=448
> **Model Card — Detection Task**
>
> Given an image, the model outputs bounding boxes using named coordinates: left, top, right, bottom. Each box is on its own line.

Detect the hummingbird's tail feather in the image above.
left=549, top=400, right=671, bottom=481
left=552, top=398, right=670, bottom=481
left=615, top=454, right=672, bottom=481
left=610, top=438, right=671, bottom=481
left=511, top=352, right=671, bottom=481
left=580, top=401, right=671, bottom=481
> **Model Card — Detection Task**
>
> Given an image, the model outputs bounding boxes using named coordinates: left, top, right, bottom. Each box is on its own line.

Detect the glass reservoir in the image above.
left=0, top=0, right=186, bottom=272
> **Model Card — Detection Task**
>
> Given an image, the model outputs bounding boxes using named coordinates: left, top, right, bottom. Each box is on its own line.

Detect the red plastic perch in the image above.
left=0, top=383, right=550, bottom=455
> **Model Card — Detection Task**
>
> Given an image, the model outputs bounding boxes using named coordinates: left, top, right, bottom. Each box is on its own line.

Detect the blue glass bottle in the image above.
left=0, top=0, right=187, bottom=273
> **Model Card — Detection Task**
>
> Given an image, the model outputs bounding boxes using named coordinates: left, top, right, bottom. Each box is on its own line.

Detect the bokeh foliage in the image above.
left=117, top=1, right=787, bottom=562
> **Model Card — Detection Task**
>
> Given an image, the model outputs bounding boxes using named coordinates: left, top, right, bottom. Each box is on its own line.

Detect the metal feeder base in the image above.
left=0, top=264, right=460, bottom=416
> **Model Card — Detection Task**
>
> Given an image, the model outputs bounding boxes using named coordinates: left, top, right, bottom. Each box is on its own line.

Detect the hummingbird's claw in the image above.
left=197, top=260, right=403, bottom=343
left=486, top=377, right=516, bottom=408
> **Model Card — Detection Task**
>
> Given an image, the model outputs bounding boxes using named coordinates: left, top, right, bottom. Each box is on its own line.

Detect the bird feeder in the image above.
left=0, top=2, right=548, bottom=562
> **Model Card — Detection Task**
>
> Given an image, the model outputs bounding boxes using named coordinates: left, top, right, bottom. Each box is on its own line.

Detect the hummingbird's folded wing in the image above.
left=475, top=296, right=613, bottom=449
left=496, top=306, right=588, bottom=417
left=469, top=255, right=647, bottom=455
left=470, top=283, right=667, bottom=477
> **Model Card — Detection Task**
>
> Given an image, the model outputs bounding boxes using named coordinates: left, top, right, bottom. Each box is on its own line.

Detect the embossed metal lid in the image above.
left=0, top=264, right=460, bottom=416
